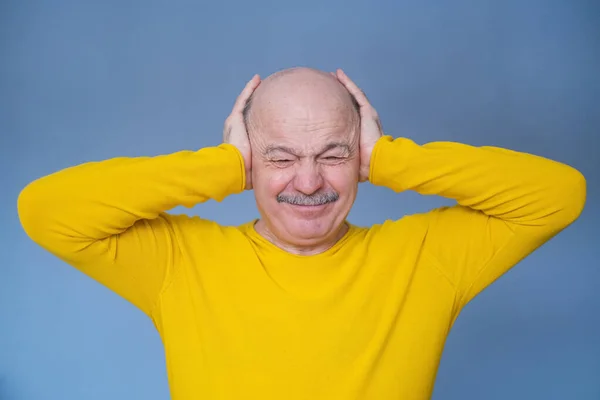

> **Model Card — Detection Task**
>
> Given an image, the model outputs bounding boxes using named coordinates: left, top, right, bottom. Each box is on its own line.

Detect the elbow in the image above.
left=560, top=166, right=587, bottom=226
left=17, top=180, right=53, bottom=245
left=17, top=182, right=41, bottom=242
left=18, top=178, right=98, bottom=261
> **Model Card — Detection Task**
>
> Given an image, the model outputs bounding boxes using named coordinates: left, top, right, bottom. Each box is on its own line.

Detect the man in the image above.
left=18, top=67, right=586, bottom=399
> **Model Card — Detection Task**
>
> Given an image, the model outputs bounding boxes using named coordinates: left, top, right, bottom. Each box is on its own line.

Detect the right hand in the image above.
left=223, top=74, right=261, bottom=190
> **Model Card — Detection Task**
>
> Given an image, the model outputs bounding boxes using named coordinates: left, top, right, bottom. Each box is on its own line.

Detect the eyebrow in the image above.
left=264, top=145, right=297, bottom=156
left=264, top=142, right=351, bottom=157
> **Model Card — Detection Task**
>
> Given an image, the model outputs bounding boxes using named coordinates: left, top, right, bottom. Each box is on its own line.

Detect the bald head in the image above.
left=243, top=67, right=360, bottom=136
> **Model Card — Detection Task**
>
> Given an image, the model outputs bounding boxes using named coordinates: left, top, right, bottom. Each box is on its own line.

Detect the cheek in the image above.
left=253, top=166, right=292, bottom=195
left=326, top=172, right=357, bottom=194
left=325, top=162, right=360, bottom=192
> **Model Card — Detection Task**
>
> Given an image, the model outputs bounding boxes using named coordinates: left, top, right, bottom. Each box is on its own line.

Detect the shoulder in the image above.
left=359, top=211, right=432, bottom=241
left=158, top=213, right=250, bottom=245
left=355, top=205, right=484, bottom=249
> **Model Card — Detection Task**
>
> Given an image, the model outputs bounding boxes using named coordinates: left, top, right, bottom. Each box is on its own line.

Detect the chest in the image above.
left=155, top=254, right=456, bottom=399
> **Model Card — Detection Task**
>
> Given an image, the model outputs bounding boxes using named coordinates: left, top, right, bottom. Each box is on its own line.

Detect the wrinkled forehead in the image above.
left=251, top=101, right=359, bottom=155
left=248, top=81, right=359, bottom=149
left=260, top=99, right=356, bottom=129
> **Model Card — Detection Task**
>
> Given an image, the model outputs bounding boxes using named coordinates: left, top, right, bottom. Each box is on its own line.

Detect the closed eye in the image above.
left=271, top=159, right=293, bottom=167
left=321, top=156, right=346, bottom=164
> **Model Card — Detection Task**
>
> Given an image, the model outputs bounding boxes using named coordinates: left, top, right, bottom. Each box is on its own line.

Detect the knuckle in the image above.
left=224, top=115, right=235, bottom=127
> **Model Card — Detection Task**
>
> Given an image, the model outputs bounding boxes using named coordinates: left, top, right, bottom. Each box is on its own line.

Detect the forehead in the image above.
left=256, top=109, right=356, bottom=155
left=256, top=95, right=355, bottom=139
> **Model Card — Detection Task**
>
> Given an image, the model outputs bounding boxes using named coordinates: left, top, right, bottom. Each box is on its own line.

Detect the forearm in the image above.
left=370, top=136, right=586, bottom=228
left=18, top=143, right=245, bottom=246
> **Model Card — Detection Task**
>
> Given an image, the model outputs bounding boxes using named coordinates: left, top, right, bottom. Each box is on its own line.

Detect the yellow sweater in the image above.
left=18, top=136, right=586, bottom=400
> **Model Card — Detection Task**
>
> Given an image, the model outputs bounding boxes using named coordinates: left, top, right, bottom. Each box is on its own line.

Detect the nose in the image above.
left=293, top=160, right=324, bottom=195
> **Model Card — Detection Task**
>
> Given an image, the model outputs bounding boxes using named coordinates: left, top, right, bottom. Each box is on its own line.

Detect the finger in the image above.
left=335, top=69, right=370, bottom=109
left=232, top=74, right=261, bottom=114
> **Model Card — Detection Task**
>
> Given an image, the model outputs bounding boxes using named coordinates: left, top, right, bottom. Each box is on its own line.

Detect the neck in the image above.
left=254, top=220, right=349, bottom=256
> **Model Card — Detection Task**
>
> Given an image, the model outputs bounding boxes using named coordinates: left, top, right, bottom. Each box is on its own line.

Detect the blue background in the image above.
left=2, top=1, right=599, bottom=399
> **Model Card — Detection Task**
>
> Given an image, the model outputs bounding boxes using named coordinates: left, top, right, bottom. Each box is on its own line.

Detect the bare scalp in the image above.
left=243, top=67, right=360, bottom=141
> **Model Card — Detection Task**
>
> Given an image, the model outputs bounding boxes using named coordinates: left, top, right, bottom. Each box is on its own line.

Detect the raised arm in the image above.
left=335, top=68, right=586, bottom=313
left=370, top=136, right=586, bottom=310
left=17, top=144, right=245, bottom=316
left=17, top=75, right=261, bottom=317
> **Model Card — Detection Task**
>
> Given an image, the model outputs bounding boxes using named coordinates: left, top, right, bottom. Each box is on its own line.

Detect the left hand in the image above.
left=335, top=69, right=383, bottom=182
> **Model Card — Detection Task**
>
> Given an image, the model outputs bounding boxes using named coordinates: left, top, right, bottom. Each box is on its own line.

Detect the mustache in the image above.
left=276, top=191, right=339, bottom=206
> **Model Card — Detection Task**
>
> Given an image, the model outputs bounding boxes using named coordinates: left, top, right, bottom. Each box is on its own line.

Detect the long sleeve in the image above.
left=369, top=135, right=586, bottom=311
left=17, top=143, right=246, bottom=316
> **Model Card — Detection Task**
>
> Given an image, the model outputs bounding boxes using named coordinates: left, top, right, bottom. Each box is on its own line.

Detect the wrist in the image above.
left=218, top=143, right=248, bottom=193
left=368, top=135, right=394, bottom=184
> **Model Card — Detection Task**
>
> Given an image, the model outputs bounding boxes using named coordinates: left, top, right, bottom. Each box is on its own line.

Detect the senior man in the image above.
left=18, top=67, right=586, bottom=399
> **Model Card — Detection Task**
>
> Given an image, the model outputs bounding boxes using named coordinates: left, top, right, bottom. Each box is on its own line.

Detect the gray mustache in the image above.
left=277, top=191, right=339, bottom=206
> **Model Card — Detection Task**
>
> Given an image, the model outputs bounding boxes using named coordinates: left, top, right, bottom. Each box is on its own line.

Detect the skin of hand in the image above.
left=333, top=69, right=384, bottom=182
left=223, top=74, right=261, bottom=190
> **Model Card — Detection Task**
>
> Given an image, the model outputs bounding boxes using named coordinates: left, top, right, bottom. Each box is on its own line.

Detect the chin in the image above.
left=285, top=219, right=333, bottom=241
